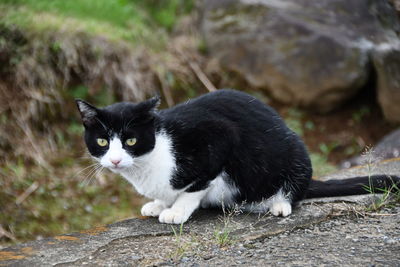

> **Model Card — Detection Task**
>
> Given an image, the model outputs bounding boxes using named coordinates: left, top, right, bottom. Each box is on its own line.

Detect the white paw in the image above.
left=158, top=208, right=189, bottom=224
left=270, top=201, right=292, bottom=217
left=141, top=201, right=165, bottom=217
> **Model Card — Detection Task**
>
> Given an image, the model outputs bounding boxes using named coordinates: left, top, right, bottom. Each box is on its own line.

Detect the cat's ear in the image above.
left=75, top=99, right=98, bottom=126
left=142, top=95, right=161, bottom=113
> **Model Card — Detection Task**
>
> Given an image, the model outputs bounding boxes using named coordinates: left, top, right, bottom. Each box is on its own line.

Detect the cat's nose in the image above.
left=110, top=159, right=121, bottom=166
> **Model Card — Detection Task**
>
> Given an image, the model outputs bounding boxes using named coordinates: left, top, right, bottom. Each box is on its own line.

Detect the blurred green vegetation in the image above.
left=283, top=108, right=337, bottom=177
left=1, top=159, right=140, bottom=240
left=0, top=0, right=192, bottom=44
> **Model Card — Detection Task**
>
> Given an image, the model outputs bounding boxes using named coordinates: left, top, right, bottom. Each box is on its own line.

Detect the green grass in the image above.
left=2, top=0, right=142, bottom=28
left=0, top=0, right=193, bottom=44
left=0, top=2, right=146, bottom=43
left=363, top=175, right=400, bottom=212
left=213, top=204, right=241, bottom=247
left=170, top=222, right=189, bottom=260
left=214, top=226, right=234, bottom=247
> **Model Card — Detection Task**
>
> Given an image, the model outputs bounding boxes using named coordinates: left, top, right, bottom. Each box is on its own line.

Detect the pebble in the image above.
left=384, top=239, right=397, bottom=244
left=130, top=255, right=143, bottom=261
left=202, top=255, right=212, bottom=260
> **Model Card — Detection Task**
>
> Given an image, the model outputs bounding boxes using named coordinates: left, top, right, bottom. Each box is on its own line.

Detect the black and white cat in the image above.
left=76, top=89, right=399, bottom=224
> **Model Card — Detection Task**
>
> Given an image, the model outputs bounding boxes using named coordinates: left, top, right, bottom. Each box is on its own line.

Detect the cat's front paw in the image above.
left=158, top=208, right=189, bottom=224
left=141, top=201, right=165, bottom=217
left=269, top=201, right=292, bottom=217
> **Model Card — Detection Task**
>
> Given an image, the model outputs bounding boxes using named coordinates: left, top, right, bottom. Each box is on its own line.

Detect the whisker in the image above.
left=86, top=166, right=104, bottom=186
left=74, top=163, right=100, bottom=178
left=80, top=164, right=102, bottom=186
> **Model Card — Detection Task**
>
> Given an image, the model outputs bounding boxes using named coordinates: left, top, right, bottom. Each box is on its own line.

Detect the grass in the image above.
left=0, top=0, right=192, bottom=45
left=213, top=203, right=241, bottom=247
left=214, top=226, right=233, bottom=248
left=0, top=2, right=148, bottom=44
left=170, top=223, right=188, bottom=260
left=364, top=183, right=400, bottom=212
left=355, top=147, right=400, bottom=212
left=168, top=204, right=240, bottom=261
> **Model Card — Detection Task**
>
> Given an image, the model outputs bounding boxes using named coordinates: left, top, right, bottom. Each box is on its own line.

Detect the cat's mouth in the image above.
left=109, top=165, right=125, bottom=170
left=107, top=164, right=133, bottom=172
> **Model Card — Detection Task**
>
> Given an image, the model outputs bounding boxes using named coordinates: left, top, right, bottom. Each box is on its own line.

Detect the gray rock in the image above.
left=201, top=0, right=400, bottom=119
left=374, top=49, right=400, bottom=123
left=340, top=128, right=400, bottom=169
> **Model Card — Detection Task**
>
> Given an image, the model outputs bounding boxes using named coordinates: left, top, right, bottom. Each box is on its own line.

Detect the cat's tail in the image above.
left=304, top=175, right=400, bottom=199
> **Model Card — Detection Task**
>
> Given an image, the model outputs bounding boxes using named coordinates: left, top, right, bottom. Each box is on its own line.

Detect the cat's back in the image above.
left=160, top=89, right=279, bottom=123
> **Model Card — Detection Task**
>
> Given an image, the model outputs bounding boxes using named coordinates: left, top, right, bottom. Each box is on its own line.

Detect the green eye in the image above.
left=97, top=138, right=108, bottom=147
left=126, top=138, right=137, bottom=146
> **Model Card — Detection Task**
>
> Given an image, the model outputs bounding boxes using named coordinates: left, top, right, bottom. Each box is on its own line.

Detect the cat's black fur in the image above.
left=159, top=90, right=312, bottom=203
left=77, top=89, right=400, bottom=213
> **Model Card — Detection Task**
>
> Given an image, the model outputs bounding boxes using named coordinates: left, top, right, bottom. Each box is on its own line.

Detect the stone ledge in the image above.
left=1, top=159, right=399, bottom=266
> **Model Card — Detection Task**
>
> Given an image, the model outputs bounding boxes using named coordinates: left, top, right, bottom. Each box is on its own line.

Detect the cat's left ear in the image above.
left=142, top=95, right=161, bottom=113
left=75, top=99, right=98, bottom=126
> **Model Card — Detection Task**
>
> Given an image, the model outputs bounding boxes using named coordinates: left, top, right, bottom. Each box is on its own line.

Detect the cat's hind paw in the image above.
left=269, top=201, right=292, bottom=217
left=141, top=201, right=166, bottom=217
left=159, top=208, right=189, bottom=224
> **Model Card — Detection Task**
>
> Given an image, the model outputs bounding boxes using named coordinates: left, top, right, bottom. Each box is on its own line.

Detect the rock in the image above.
left=1, top=159, right=400, bottom=266
left=340, top=128, right=400, bottom=169
left=373, top=49, right=400, bottom=123
left=201, top=0, right=400, bottom=118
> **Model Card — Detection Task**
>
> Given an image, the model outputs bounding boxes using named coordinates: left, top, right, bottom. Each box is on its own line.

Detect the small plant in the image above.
left=361, top=146, right=400, bottom=211
left=214, top=225, right=233, bottom=248
left=364, top=178, right=400, bottom=212
left=170, top=222, right=188, bottom=261
left=213, top=202, right=241, bottom=247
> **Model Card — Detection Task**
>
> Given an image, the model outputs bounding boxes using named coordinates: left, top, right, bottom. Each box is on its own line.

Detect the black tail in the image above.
left=304, top=175, right=400, bottom=199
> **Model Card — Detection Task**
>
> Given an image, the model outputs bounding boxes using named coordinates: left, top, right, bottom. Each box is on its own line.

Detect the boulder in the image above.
left=373, top=49, right=400, bottom=123
left=340, top=128, right=400, bottom=169
left=201, top=0, right=400, bottom=119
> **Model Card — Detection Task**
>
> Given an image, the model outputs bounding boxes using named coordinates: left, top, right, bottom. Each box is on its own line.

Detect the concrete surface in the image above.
left=1, top=159, right=400, bottom=266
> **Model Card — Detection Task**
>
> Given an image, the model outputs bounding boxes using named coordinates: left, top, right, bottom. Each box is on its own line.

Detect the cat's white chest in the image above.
left=119, top=132, right=179, bottom=204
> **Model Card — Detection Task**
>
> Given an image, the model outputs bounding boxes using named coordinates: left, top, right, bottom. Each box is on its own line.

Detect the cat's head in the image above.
left=76, top=96, right=160, bottom=172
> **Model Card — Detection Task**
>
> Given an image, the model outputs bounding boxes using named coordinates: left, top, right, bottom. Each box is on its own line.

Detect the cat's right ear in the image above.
left=75, top=99, right=98, bottom=126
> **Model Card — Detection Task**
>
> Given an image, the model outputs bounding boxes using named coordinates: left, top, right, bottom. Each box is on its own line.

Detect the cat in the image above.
left=76, top=89, right=400, bottom=224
